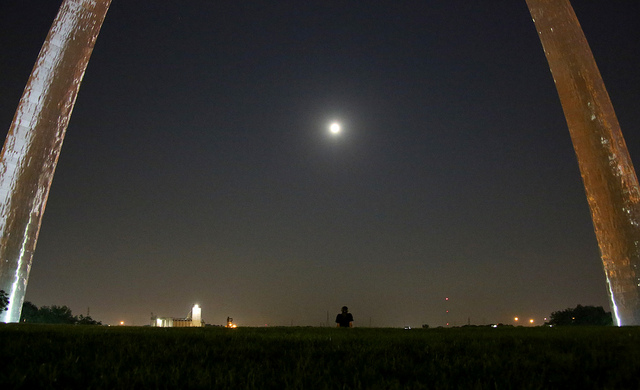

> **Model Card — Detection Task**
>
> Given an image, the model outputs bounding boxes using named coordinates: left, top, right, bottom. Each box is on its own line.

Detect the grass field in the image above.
left=1, top=324, right=639, bottom=389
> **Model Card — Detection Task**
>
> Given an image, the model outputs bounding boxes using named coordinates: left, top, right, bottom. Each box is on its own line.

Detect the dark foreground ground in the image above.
left=1, top=324, right=639, bottom=389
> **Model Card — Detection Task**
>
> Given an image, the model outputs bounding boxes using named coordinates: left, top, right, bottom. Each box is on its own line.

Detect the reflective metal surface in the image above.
left=0, top=0, right=111, bottom=322
left=527, top=0, right=640, bottom=325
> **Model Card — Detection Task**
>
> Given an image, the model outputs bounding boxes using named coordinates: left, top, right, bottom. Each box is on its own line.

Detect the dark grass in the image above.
left=1, top=324, right=640, bottom=389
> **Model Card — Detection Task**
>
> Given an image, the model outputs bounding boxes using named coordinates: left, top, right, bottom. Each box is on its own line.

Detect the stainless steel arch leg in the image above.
left=526, top=0, right=640, bottom=325
left=0, top=0, right=111, bottom=322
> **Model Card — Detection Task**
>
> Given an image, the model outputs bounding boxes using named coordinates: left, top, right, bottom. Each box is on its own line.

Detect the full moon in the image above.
left=330, top=123, right=341, bottom=134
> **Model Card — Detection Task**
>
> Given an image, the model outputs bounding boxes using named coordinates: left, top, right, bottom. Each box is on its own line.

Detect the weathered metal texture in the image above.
left=0, top=0, right=111, bottom=323
left=526, top=0, right=640, bottom=325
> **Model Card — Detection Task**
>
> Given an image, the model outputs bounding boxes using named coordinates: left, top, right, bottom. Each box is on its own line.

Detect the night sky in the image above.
left=1, top=1, right=639, bottom=327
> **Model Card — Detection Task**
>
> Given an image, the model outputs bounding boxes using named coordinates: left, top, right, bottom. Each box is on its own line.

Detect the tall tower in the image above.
left=0, top=0, right=111, bottom=322
left=191, top=304, right=202, bottom=327
left=526, top=0, right=640, bottom=325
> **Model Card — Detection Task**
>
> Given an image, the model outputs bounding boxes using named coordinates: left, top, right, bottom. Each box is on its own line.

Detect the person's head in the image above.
left=341, top=306, right=348, bottom=314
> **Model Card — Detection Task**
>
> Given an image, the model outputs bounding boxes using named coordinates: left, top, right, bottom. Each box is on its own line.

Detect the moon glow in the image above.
left=330, top=123, right=341, bottom=134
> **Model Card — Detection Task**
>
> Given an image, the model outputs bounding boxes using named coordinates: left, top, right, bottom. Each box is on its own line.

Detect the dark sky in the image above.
left=1, top=1, right=639, bottom=327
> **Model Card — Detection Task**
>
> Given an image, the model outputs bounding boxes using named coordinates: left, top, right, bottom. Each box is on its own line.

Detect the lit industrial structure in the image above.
left=151, top=304, right=204, bottom=328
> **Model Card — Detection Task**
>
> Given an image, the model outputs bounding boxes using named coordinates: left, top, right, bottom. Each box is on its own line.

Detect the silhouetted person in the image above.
left=335, top=306, right=353, bottom=328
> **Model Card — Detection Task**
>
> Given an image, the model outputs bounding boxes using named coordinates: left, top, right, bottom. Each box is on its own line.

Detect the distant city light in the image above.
left=226, top=316, right=237, bottom=328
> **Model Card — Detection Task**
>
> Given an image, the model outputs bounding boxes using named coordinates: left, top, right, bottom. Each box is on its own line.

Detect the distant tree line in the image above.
left=547, top=305, right=613, bottom=326
left=0, top=289, right=8, bottom=313
left=20, top=301, right=102, bottom=325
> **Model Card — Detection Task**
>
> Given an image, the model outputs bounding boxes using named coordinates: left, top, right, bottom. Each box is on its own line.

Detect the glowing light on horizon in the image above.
left=191, top=304, right=202, bottom=327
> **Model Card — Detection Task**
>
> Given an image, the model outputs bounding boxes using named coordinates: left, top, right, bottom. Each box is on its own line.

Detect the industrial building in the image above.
left=151, top=304, right=203, bottom=327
